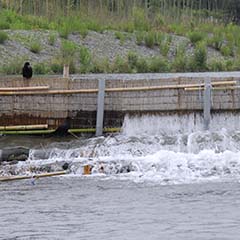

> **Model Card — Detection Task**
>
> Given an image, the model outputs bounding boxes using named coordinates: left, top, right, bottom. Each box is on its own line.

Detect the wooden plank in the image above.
left=185, top=85, right=239, bottom=91
left=0, top=86, right=50, bottom=91
left=0, top=171, right=67, bottom=182
left=0, top=81, right=236, bottom=95
left=0, top=89, right=98, bottom=95
left=106, top=81, right=237, bottom=92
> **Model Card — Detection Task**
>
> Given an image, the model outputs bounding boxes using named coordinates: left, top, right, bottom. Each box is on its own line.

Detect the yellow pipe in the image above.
left=0, top=127, right=121, bottom=135
left=0, top=124, right=48, bottom=131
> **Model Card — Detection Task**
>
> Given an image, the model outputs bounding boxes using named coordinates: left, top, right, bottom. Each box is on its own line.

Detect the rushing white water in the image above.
left=3, top=113, right=240, bottom=185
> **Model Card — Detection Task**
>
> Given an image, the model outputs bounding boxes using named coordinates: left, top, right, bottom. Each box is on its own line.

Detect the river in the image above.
left=1, top=114, right=240, bottom=239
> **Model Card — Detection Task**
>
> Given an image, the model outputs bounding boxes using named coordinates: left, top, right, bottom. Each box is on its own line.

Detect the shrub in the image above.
left=232, top=58, right=240, bottom=71
left=169, top=23, right=187, bottom=36
left=48, top=34, right=57, bottom=46
left=172, top=56, right=188, bottom=72
left=118, top=21, right=135, bottom=33
left=220, top=45, right=233, bottom=57
left=0, top=58, right=23, bottom=74
left=61, top=40, right=77, bottom=64
left=172, top=43, right=188, bottom=72
left=79, top=27, right=88, bottom=38
left=79, top=46, right=91, bottom=73
left=191, top=42, right=207, bottom=71
left=50, top=62, right=63, bottom=74
left=225, top=59, right=235, bottom=71
left=115, top=31, right=126, bottom=45
left=159, top=35, right=172, bottom=57
left=69, top=60, right=77, bottom=74
left=79, top=46, right=91, bottom=65
left=208, top=60, right=225, bottom=72
left=0, top=31, right=8, bottom=44
left=148, top=57, right=169, bottom=73
left=84, top=18, right=101, bottom=33
left=34, top=63, right=48, bottom=74
left=112, top=56, right=130, bottom=73
left=91, top=58, right=111, bottom=73
left=188, top=31, right=205, bottom=45
left=0, top=21, right=10, bottom=30
left=155, top=32, right=164, bottom=45
left=127, top=51, right=138, bottom=71
left=133, top=7, right=150, bottom=31
left=59, top=24, right=70, bottom=39
left=153, top=13, right=165, bottom=29
left=30, top=41, right=41, bottom=53
left=144, top=31, right=156, bottom=48
left=207, top=32, right=224, bottom=50
left=135, top=31, right=145, bottom=45
left=91, top=61, right=105, bottom=73
left=198, top=22, right=215, bottom=33
left=136, top=58, right=149, bottom=73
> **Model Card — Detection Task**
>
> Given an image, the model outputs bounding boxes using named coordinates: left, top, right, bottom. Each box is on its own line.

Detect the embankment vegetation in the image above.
left=0, top=0, right=240, bottom=74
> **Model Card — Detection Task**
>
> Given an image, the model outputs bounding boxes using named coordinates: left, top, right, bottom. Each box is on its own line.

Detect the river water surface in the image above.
left=1, top=178, right=240, bottom=240
left=1, top=114, right=240, bottom=239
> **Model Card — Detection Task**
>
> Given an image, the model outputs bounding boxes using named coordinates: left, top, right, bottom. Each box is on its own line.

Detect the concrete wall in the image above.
left=0, top=73, right=240, bottom=129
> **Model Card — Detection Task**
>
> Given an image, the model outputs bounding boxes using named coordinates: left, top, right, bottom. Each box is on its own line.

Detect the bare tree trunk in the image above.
left=199, top=0, right=202, bottom=22
left=46, top=0, right=49, bottom=17
left=190, top=0, right=193, bottom=19
left=19, top=0, right=24, bottom=15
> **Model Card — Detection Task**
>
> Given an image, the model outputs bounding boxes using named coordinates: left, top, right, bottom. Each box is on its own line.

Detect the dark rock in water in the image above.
left=8, top=154, right=28, bottom=161
left=8, top=160, right=19, bottom=165
left=0, top=147, right=29, bottom=162
left=39, top=165, right=52, bottom=173
left=62, top=162, right=69, bottom=170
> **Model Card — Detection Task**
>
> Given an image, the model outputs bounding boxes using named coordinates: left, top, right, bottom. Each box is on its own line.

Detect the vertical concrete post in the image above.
left=63, top=64, right=69, bottom=78
left=96, top=79, right=105, bottom=136
left=203, top=78, right=211, bottom=131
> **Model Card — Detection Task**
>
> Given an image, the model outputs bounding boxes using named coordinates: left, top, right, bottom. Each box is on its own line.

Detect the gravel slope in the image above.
left=0, top=30, right=223, bottom=67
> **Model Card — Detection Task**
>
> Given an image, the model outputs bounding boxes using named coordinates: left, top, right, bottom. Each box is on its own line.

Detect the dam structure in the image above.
left=0, top=72, right=240, bottom=133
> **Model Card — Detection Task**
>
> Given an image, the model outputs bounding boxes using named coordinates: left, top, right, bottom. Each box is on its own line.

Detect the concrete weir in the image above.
left=0, top=72, right=240, bottom=134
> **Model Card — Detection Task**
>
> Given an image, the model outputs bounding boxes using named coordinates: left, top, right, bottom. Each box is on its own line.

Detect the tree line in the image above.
left=1, top=0, right=240, bottom=24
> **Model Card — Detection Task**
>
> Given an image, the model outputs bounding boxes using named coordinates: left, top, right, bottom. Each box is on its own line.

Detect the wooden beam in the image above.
left=0, top=81, right=236, bottom=95
left=0, top=86, right=50, bottom=92
left=185, top=85, right=239, bottom=91
left=0, top=89, right=98, bottom=95
left=0, top=171, right=67, bottom=182
left=105, top=81, right=237, bottom=92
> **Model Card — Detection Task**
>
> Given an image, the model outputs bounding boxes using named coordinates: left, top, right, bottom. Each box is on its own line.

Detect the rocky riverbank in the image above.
left=0, top=29, right=224, bottom=74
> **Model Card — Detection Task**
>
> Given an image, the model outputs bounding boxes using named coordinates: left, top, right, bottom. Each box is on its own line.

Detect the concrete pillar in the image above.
left=96, top=79, right=105, bottom=136
left=203, top=78, right=211, bottom=131
left=63, top=64, right=69, bottom=78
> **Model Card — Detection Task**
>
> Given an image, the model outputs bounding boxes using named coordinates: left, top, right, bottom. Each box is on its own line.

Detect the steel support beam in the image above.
left=96, top=79, right=105, bottom=136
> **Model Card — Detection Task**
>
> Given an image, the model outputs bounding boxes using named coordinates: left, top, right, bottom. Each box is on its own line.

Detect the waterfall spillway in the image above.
left=3, top=113, right=240, bottom=185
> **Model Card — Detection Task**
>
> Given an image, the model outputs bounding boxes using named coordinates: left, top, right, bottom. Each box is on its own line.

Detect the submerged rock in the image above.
left=0, top=147, right=29, bottom=163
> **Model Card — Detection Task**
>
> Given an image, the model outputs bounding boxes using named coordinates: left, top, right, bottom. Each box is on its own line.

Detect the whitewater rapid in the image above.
left=2, top=113, right=240, bottom=185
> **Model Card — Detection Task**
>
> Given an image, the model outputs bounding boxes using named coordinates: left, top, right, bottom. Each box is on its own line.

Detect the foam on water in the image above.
left=3, top=113, right=240, bottom=185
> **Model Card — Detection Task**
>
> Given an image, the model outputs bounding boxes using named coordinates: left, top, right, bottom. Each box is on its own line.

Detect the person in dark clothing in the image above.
left=22, top=62, right=33, bottom=79
left=52, top=117, right=71, bottom=137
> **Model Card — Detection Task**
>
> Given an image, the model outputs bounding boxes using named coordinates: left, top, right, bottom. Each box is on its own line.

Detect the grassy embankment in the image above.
left=0, top=7, right=240, bottom=74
